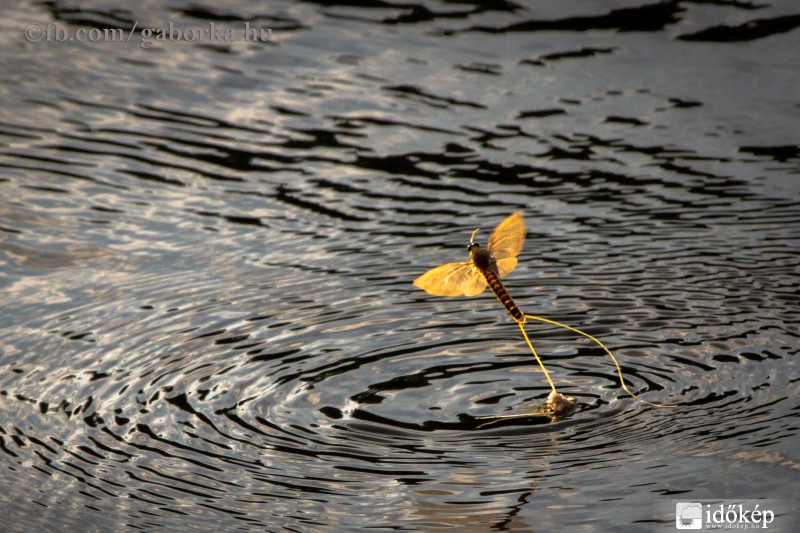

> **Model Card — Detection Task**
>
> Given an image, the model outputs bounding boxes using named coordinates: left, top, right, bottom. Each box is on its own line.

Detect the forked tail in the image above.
left=522, top=314, right=677, bottom=408
left=481, top=268, right=675, bottom=409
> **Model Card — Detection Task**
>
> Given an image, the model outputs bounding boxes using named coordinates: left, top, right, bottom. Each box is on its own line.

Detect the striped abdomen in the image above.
left=481, top=267, right=525, bottom=323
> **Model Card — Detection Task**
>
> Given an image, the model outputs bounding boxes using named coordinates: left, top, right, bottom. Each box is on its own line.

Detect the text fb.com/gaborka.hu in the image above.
left=24, top=22, right=273, bottom=49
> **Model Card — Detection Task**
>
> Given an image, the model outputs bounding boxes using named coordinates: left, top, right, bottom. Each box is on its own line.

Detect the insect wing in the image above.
left=486, top=212, right=525, bottom=260
left=494, top=257, right=518, bottom=277
left=413, top=262, right=488, bottom=297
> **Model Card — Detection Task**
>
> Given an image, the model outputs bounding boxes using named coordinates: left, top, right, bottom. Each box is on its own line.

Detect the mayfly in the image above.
left=414, top=212, right=675, bottom=423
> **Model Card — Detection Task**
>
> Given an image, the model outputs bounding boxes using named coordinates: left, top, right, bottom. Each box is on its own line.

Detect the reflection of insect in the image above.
left=414, top=212, right=675, bottom=423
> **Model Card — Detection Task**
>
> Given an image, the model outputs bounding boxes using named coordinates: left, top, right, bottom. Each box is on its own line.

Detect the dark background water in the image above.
left=1, top=1, right=799, bottom=531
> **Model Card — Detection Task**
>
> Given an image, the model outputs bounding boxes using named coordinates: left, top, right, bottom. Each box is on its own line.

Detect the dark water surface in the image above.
left=1, top=1, right=799, bottom=531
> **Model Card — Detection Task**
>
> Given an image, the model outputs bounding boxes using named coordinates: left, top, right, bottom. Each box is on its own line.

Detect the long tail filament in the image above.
left=520, top=314, right=676, bottom=408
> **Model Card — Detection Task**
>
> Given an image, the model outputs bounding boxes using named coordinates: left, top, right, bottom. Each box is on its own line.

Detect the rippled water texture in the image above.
left=1, top=0, right=799, bottom=531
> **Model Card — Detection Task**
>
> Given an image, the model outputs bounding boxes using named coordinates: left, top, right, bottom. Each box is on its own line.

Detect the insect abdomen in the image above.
left=481, top=267, right=525, bottom=323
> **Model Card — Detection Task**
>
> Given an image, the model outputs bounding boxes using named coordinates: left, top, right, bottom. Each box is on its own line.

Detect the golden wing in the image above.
left=486, top=212, right=525, bottom=276
left=413, top=262, right=488, bottom=297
